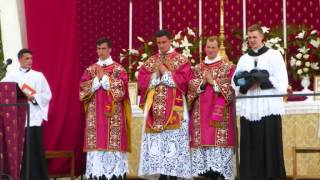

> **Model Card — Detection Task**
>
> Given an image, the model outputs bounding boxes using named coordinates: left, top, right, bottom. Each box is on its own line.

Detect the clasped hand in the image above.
left=202, top=71, right=215, bottom=85
left=156, top=63, right=168, bottom=76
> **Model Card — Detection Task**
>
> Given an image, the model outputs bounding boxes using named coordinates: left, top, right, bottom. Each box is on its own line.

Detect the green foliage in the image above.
left=0, top=23, right=5, bottom=80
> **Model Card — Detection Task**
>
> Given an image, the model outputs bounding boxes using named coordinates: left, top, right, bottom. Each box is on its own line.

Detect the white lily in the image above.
left=187, top=27, right=196, bottom=37
left=297, top=46, right=310, bottom=54
left=129, top=49, right=139, bottom=55
left=296, top=60, right=302, bottom=67
left=296, top=53, right=303, bottom=59
left=174, top=31, right=182, bottom=40
left=180, top=36, right=193, bottom=48
left=297, top=69, right=303, bottom=75
left=296, top=30, right=306, bottom=39
left=310, top=62, right=319, bottom=70
left=303, top=54, right=310, bottom=59
left=172, top=41, right=180, bottom=48
left=303, top=67, right=309, bottom=72
left=310, top=38, right=320, bottom=48
left=242, top=42, right=248, bottom=52
left=141, top=53, right=148, bottom=60
left=261, top=26, right=270, bottom=34
left=265, top=42, right=272, bottom=48
left=311, top=30, right=317, bottom=35
left=119, top=53, right=125, bottom=62
left=137, top=36, right=145, bottom=42
left=182, top=48, right=192, bottom=58
left=290, top=57, right=296, bottom=66
left=305, top=62, right=310, bottom=67
left=269, top=38, right=279, bottom=44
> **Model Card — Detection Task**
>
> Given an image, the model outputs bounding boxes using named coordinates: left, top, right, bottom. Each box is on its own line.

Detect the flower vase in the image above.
left=301, top=75, right=311, bottom=92
left=300, top=75, right=313, bottom=101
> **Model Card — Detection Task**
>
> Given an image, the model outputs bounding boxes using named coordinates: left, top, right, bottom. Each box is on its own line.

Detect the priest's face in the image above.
left=156, top=36, right=171, bottom=54
left=248, top=30, right=264, bottom=50
left=205, top=40, right=219, bottom=59
left=19, top=53, right=33, bottom=69
left=97, top=42, right=111, bottom=60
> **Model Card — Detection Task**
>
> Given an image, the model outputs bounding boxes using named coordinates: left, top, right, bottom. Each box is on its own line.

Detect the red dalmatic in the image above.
left=80, top=62, right=131, bottom=152
left=138, top=51, right=193, bottom=133
left=188, top=60, right=235, bottom=147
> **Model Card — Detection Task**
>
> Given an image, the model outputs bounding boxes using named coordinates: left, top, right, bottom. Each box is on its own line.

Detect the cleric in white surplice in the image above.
left=1, top=48, right=52, bottom=180
left=232, top=24, right=288, bottom=180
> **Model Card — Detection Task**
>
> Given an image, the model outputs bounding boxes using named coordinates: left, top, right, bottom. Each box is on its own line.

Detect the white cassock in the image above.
left=1, top=68, right=52, bottom=126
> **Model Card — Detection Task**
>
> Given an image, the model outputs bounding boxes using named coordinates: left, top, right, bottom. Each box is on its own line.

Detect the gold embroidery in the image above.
left=151, top=84, right=167, bottom=131
left=86, top=95, right=97, bottom=149
left=214, top=107, right=230, bottom=146
left=193, top=99, right=201, bottom=146
left=143, top=52, right=189, bottom=73
left=110, top=78, right=124, bottom=102
left=108, top=102, right=122, bottom=150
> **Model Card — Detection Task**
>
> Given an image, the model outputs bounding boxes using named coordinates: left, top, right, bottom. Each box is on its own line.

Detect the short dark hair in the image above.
left=17, top=48, right=32, bottom=59
left=96, top=37, right=112, bottom=48
left=206, top=36, right=220, bottom=47
left=247, top=24, right=263, bottom=34
left=155, top=29, right=172, bottom=39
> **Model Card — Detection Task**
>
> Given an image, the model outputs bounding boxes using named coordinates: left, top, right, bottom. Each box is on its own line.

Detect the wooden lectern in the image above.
left=0, top=82, right=28, bottom=180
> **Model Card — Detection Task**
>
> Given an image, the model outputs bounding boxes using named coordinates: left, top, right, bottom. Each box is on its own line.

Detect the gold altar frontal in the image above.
left=127, top=102, right=320, bottom=178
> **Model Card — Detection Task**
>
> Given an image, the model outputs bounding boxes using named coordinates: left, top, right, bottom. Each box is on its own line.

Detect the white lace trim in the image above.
left=138, top=119, right=192, bottom=179
left=161, top=71, right=175, bottom=87
left=191, top=147, right=233, bottom=180
left=85, top=151, right=128, bottom=179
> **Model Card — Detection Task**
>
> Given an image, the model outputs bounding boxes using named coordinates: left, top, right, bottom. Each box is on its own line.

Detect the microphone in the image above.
left=2, top=58, right=12, bottom=69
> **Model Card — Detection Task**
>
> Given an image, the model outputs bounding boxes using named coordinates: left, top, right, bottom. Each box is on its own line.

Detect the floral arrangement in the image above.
left=120, top=27, right=202, bottom=81
left=120, top=37, right=154, bottom=81
left=241, top=26, right=285, bottom=55
left=171, top=27, right=202, bottom=65
left=289, top=29, right=320, bottom=79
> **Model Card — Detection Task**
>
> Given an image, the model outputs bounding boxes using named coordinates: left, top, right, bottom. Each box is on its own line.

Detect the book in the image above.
left=21, top=83, right=36, bottom=96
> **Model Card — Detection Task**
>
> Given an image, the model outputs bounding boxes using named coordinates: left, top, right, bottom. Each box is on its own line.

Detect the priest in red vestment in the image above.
left=188, top=36, right=235, bottom=180
left=138, top=29, right=194, bottom=180
left=80, top=37, right=131, bottom=180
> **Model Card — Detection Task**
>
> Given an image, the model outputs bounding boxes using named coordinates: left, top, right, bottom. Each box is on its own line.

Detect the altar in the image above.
left=126, top=100, right=320, bottom=177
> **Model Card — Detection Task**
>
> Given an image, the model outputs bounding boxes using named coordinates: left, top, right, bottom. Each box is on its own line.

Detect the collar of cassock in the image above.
left=159, top=47, right=175, bottom=55
left=97, top=56, right=113, bottom=66
left=204, top=54, right=221, bottom=65
left=248, top=45, right=269, bottom=57
left=19, top=67, right=31, bottom=73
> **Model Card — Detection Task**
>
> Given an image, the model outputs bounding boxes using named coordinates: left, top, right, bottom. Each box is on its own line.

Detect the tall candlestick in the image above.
left=199, top=0, right=202, bottom=61
left=159, top=0, right=163, bottom=29
left=283, top=0, right=287, bottom=49
left=243, top=0, right=246, bottom=40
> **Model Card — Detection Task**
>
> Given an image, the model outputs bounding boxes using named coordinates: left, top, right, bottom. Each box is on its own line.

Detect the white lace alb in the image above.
left=85, top=151, right=128, bottom=179
left=138, top=118, right=192, bottom=179
left=191, top=147, right=233, bottom=180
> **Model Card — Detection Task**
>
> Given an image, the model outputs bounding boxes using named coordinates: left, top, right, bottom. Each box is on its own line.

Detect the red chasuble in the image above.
left=188, top=60, right=235, bottom=147
left=138, top=51, right=193, bottom=133
left=80, top=62, right=131, bottom=152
